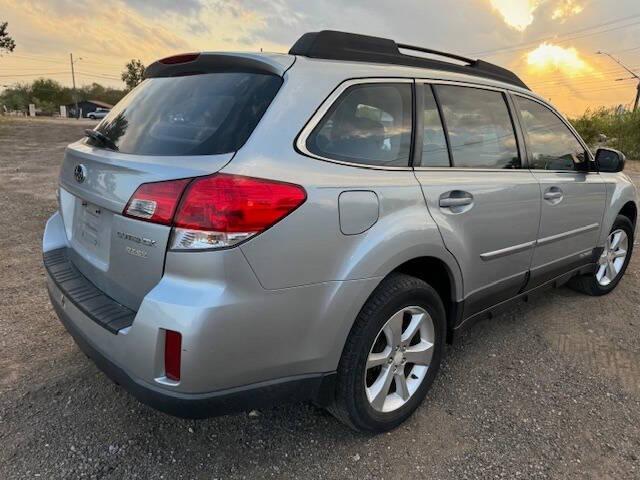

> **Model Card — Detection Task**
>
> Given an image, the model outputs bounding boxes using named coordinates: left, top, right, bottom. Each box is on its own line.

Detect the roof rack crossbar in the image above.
left=396, top=43, right=475, bottom=65
left=289, top=31, right=530, bottom=91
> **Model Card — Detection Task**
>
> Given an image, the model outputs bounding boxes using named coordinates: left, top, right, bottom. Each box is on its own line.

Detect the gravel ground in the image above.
left=1, top=116, right=639, bottom=479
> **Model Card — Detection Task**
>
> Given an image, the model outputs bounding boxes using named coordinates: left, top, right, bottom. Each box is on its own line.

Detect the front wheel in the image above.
left=569, top=215, right=634, bottom=296
left=329, top=273, right=446, bottom=432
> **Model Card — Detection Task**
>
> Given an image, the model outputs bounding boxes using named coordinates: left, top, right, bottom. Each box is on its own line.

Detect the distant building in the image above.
left=65, top=99, right=113, bottom=118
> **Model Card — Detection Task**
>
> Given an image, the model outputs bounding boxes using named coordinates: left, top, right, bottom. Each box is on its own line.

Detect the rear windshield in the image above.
left=88, top=73, right=282, bottom=155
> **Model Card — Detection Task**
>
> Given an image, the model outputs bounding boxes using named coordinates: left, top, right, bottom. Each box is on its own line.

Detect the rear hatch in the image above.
left=58, top=54, right=289, bottom=310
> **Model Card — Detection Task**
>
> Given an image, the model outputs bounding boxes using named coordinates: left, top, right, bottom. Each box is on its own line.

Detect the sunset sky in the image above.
left=1, top=0, right=639, bottom=116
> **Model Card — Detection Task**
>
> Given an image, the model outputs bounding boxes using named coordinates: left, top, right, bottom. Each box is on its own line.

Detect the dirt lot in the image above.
left=1, top=116, right=639, bottom=479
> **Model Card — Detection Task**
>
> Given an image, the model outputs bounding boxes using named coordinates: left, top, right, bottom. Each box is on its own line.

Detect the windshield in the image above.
left=88, top=72, right=282, bottom=156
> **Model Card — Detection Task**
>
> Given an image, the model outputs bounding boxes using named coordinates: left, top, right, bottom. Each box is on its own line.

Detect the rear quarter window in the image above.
left=305, top=83, right=413, bottom=167
left=89, top=73, right=282, bottom=156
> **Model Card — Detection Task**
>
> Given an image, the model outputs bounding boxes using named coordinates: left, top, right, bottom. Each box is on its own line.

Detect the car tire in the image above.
left=328, top=273, right=446, bottom=432
left=568, top=215, right=634, bottom=296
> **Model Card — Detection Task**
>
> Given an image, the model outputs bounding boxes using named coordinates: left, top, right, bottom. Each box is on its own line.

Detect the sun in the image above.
left=526, top=43, right=593, bottom=76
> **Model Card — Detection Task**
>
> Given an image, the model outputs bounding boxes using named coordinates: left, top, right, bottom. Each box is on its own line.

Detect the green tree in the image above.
left=571, top=107, right=640, bottom=160
left=0, top=22, right=15, bottom=54
left=77, top=82, right=126, bottom=106
left=121, top=59, right=145, bottom=90
left=0, top=83, right=30, bottom=111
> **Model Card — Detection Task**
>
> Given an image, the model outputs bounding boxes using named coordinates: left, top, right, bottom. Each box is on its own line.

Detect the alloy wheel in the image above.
left=596, top=229, right=629, bottom=286
left=365, top=306, right=435, bottom=413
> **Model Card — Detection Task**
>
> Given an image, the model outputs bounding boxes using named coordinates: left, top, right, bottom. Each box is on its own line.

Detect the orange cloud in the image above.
left=489, top=0, right=541, bottom=31
left=488, top=0, right=584, bottom=31
left=552, top=0, right=584, bottom=21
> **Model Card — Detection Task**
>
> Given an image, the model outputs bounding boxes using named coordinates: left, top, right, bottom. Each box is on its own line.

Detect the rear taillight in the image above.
left=171, top=174, right=306, bottom=250
left=122, top=174, right=306, bottom=250
left=124, top=179, right=190, bottom=225
left=164, top=330, right=182, bottom=381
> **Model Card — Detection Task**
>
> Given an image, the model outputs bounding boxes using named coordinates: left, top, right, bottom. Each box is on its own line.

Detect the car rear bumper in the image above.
left=46, top=267, right=336, bottom=417
left=43, top=211, right=377, bottom=417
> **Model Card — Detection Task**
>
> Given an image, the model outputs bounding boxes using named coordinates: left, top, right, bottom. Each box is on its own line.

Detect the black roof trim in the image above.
left=144, top=54, right=284, bottom=79
left=289, top=30, right=529, bottom=91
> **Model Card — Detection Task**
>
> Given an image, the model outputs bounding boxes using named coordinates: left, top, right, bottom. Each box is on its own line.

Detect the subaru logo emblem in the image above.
left=74, top=164, right=87, bottom=183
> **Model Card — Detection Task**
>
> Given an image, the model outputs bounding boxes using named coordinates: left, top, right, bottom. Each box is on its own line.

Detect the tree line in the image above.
left=571, top=108, right=640, bottom=160
left=0, top=58, right=145, bottom=116
left=1, top=79, right=127, bottom=115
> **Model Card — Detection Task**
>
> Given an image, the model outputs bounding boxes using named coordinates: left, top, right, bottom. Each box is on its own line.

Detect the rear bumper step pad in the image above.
left=43, top=248, right=135, bottom=334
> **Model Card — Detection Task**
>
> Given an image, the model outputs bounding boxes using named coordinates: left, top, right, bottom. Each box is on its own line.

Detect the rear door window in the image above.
left=88, top=73, right=282, bottom=156
left=435, top=85, right=520, bottom=169
left=306, top=83, right=413, bottom=167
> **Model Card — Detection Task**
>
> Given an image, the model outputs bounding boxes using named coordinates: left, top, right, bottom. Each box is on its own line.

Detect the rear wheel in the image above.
left=569, top=215, right=634, bottom=296
left=329, top=273, right=446, bottom=432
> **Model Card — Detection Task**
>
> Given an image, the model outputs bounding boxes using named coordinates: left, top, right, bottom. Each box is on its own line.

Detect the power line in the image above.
left=597, top=50, right=640, bottom=110
left=530, top=80, right=637, bottom=94
left=491, top=20, right=640, bottom=58
left=5, top=53, right=127, bottom=70
left=3, top=54, right=68, bottom=64
left=525, top=65, right=640, bottom=88
left=7, top=54, right=126, bottom=69
left=536, top=83, right=634, bottom=93
left=535, top=84, right=637, bottom=96
left=467, top=13, right=640, bottom=57
left=0, top=72, right=70, bottom=78
left=76, top=71, right=122, bottom=81
left=528, top=71, right=640, bottom=88
left=612, top=45, right=640, bottom=54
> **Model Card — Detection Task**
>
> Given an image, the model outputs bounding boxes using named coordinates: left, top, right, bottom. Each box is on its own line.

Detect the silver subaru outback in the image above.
left=43, top=31, right=637, bottom=432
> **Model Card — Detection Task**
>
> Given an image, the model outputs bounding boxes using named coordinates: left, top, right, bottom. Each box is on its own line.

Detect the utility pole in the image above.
left=70, top=53, right=78, bottom=118
left=597, top=50, right=640, bottom=112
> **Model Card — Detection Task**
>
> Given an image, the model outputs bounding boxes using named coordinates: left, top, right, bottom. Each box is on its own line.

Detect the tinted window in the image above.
left=436, top=85, right=520, bottom=169
left=88, top=73, right=282, bottom=155
left=307, top=83, right=413, bottom=167
left=420, top=85, right=450, bottom=167
left=515, top=96, right=587, bottom=171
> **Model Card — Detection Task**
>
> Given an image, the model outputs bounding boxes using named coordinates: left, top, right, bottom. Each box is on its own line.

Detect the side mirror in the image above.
left=595, top=147, right=626, bottom=173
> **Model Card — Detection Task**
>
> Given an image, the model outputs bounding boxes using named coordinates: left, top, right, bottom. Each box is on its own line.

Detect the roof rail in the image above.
left=289, top=30, right=530, bottom=91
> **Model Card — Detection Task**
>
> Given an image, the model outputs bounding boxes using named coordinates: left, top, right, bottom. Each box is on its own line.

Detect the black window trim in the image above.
left=510, top=92, right=597, bottom=174
left=430, top=83, right=454, bottom=167
left=295, top=77, right=416, bottom=171
left=413, top=80, right=527, bottom=172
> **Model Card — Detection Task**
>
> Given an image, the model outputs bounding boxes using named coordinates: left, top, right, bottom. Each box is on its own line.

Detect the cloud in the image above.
left=487, top=0, right=585, bottom=31
left=125, top=0, right=205, bottom=16
left=1, top=0, right=637, bottom=115
left=551, top=0, right=584, bottom=21
left=489, top=0, right=541, bottom=31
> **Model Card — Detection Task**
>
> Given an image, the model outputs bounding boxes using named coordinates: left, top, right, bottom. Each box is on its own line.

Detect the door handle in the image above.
left=439, top=191, right=474, bottom=210
left=543, top=187, right=563, bottom=202
left=439, top=197, right=473, bottom=208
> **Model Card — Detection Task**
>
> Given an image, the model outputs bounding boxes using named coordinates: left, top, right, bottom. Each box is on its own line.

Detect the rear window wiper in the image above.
left=84, top=129, right=118, bottom=151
